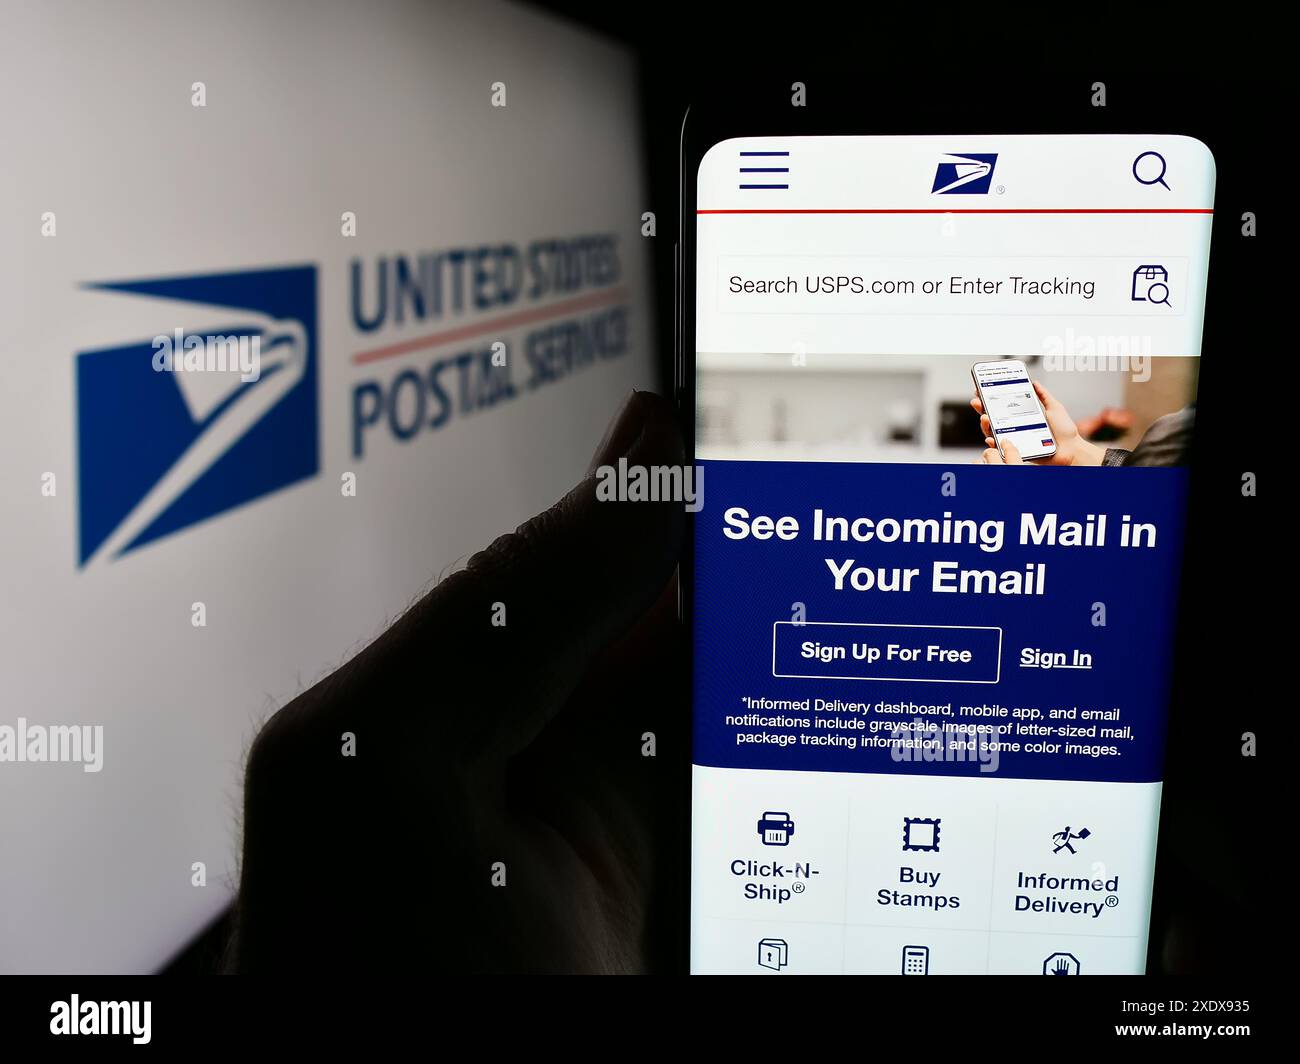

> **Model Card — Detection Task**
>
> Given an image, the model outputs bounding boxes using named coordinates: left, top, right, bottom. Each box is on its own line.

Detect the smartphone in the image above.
left=679, top=102, right=1215, bottom=974
left=971, top=360, right=1056, bottom=461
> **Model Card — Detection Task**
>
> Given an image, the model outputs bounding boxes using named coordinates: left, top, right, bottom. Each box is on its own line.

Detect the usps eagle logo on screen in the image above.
left=75, top=265, right=319, bottom=566
left=931, top=153, right=998, bottom=195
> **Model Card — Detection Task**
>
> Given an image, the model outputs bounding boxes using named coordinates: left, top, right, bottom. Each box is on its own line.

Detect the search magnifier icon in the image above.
left=1133, top=151, right=1171, bottom=190
left=1147, top=282, right=1172, bottom=307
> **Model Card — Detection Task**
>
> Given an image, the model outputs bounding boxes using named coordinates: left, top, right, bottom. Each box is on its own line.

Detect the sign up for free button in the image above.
left=772, top=622, right=1002, bottom=684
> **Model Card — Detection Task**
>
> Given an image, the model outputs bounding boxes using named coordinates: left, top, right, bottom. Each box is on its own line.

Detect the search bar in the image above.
left=717, top=255, right=1189, bottom=316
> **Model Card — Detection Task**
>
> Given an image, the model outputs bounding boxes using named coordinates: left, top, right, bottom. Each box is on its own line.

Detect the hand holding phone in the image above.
left=970, top=360, right=1057, bottom=462
left=970, top=370, right=1108, bottom=467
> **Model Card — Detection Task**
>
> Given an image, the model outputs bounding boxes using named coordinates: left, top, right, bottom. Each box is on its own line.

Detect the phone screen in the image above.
left=972, top=360, right=1056, bottom=461
left=688, top=134, right=1214, bottom=974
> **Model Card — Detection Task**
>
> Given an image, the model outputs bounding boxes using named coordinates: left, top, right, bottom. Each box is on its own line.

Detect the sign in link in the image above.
left=773, top=622, right=1002, bottom=684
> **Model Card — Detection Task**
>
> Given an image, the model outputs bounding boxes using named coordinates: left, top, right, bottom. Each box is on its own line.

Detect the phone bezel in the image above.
left=674, top=73, right=1247, bottom=975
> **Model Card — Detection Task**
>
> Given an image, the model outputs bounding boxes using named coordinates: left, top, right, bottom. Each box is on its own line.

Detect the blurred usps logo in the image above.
left=75, top=265, right=319, bottom=566
left=931, top=153, right=998, bottom=195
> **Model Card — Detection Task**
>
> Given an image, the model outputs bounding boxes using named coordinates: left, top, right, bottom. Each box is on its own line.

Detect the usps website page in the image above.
left=690, top=135, right=1214, bottom=974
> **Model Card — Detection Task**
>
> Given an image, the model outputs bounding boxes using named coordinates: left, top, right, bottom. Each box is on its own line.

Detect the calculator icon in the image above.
left=757, top=811, right=795, bottom=846
left=902, top=945, right=930, bottom=975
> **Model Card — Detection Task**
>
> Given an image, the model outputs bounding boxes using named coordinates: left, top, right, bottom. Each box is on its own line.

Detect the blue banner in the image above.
left=692, top=459, right=1189, bottom=784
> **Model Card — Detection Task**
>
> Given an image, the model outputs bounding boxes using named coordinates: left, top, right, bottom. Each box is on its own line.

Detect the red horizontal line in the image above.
left=699, top=208, right=1214, bottom=215
left=352, top=286, right=629, bottom=366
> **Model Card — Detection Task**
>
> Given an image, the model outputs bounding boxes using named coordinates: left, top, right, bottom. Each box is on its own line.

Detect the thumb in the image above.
left=437, top=390, right=685, bottom=759
left=259, top=391, right=686, bottom=764
left=1001, top=439, right=1024, bottom=465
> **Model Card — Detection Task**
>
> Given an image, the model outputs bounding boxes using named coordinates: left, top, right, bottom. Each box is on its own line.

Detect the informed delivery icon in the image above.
left=1052, top=826, right=1091, bottom=855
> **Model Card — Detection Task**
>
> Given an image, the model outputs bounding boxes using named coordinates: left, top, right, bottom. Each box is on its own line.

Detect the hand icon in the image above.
left=1042, top=951, right=1081, bottom=975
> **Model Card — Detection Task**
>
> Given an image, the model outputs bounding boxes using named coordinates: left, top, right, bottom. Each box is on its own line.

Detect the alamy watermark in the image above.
left=888, top=717, right=1001, bottom=773
left=0, top=718, right=103, bottom=772
left=152, top=328, right=260, bottom=382
left=595, top=458, right=704, bottom=512
left=50, top=995, right=150, bottom=1044
left=1042, top=329, right=1151, bottom=382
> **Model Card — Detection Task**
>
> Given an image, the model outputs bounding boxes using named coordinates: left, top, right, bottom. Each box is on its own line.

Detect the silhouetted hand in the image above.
left=231, top=391, right=685, bottom=973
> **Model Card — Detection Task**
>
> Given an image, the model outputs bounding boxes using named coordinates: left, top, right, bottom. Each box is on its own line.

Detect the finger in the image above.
left=1033, top=380, right=1058, bottom=410
left=397, top=390, right=685, bottom=760
left=259, top=391, right=686, bottom=764
left=980, top=414, right=991, bottom=438
left=969, top=396, right=984, bottom=415
left=981, top=447, right=1002, bottom=465
left=587, top=390, right=647, bottom=475
left=984, top=437, right=996, bottom=448
left=1001, top=440, right=1025, bottom=465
